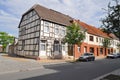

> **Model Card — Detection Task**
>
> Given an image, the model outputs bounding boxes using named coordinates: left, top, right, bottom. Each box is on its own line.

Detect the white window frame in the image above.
left=78, top=47, right=80, bottom=52
left=40, top=40, right=46, bottom=51
left=61, top=29, right=65, bottom=35
left=44, top=22, right=49, bottom=33
left=55, top=25, right=59, bottom=34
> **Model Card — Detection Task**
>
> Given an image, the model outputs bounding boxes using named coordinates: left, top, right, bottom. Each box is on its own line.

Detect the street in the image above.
left=0, top=58, right=120, bottom=80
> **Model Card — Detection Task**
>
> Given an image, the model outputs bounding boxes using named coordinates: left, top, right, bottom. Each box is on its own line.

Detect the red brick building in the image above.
left=70, top=20, right=120, bottom=59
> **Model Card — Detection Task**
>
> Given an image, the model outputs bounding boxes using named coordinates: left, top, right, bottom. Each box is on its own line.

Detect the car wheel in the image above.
left=92, top=58, right=95, bottom=61
left=112, top=57, right=115, bottom=59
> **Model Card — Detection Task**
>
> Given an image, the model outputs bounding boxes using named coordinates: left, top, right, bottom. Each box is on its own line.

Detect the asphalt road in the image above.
left=0, top=58, right=120, bottom=80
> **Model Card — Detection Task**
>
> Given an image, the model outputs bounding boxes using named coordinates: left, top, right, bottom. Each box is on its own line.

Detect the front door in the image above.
left=53, top=41, right=62, bottom=59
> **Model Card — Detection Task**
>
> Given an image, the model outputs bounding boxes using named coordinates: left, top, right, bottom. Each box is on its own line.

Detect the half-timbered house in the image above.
left=17, top=4, right=73, bottom=59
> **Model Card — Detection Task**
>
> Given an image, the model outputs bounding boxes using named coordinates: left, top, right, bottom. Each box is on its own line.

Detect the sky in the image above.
left=0, top=0, right=117, bottom=37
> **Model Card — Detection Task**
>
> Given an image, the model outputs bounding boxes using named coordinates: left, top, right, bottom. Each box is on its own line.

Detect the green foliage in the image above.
left=101, top=0, right=120, bottom=40
left=117, top=43, right=120, bottom=52
left=0, top=32, right=14, bottom=51
left=64, top=23, right=85, bottom=46
left=117, top=43, right=120, bottom=48
left=102, top=38, right=111, bottom=48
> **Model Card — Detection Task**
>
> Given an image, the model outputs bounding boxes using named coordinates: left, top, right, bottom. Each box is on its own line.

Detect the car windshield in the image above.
left=83, top=53, right=91, bottom=56
left=110, top=53, right=117, bottom=55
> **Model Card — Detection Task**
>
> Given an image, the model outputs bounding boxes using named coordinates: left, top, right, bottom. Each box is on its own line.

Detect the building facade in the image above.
left=17, top=4, right=120, bottom=59
left=72, top=20, right=120, bottom=58
left=17, top=4, right=73, bottom=59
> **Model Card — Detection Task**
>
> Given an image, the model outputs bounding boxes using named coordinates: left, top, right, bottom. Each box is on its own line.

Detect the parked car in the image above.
left=78, top=53, right=95, bottom=61
left=117, top=53, right=120, bottom=58
left=106, top=53, right=119, bottom=59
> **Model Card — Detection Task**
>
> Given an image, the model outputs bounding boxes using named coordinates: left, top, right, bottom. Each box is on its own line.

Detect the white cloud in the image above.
left=1, top=0, right=119, bottom=37
left=0, top=10, right=10, bottom=16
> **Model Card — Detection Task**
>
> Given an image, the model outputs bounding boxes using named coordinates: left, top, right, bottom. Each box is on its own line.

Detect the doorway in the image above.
left=53, top=40, right=62, bottom=59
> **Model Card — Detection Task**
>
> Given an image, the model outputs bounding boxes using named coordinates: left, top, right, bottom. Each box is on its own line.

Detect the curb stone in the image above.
left=93, top=69, right=120, bottom=80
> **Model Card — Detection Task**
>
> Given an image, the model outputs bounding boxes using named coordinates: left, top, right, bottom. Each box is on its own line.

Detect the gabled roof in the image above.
left=22, top=4, right=73, bottom=26
left=76, top=20, right=109, bottom=38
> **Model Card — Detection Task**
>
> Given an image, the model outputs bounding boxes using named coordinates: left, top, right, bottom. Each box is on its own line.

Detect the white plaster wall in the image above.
left=84, top=33, right=102, bottom=46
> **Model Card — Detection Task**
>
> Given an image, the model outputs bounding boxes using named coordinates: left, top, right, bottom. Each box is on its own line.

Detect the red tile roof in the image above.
left=109, top=33, right=119, bottom=40
left=75, top=20, right=109, bottom=38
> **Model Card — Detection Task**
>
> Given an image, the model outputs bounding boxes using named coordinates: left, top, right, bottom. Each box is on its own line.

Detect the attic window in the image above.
left=33, top=11, right=36, bottom=15
left=21, top=27, right=26, bottom=35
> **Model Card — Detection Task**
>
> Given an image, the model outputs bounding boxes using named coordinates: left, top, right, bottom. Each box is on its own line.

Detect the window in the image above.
left=96, top=37, right=98, bottom=42
left=54, top=41, right=60, bottom=51
left=33, top=11, right=36, bottom=15
left=55, top=25, right=59, bottom=34
left=36, top=32, right=39, bottom=37
left=99, top=38, right=102, bottom=43
left=44, top=22, right=49, bottom=33
left=22, top=40, right=25, bottom=50
left=61, top=30, right=65, bottom=35
left=100, top=48, right=103, bottom=54
left=78, top=47, right=80, bottom=52
left=102, top=38, right=104, bottom=42
left=55, top=28, right=59, bottom=34
left=40, top=40, right=46, bottom=51
left=90, top=47, right=94, bottom=53
left=54, top=44, right=59, bottom=51
left=21, top=27, right=26, bottom=35
left=29, top=12, right=33, bottom=17
left=35, top=15, right=39, bottom=19
left=89, top=36, right=94, bottom=41
left=84, top=46, right=87, bottom=53
left=36, top=26, right=40, bottom=31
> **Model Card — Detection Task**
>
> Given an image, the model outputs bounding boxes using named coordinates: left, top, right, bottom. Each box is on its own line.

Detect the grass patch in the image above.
left=100, top=74, right=120, bottom=80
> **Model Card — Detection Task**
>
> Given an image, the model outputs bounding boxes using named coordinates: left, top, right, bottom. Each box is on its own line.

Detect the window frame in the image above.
left=44, top=22, right=49, bottom=33
left=89, top=35, right=94, bottom=41
left=40, top=40, right=46, bottom=51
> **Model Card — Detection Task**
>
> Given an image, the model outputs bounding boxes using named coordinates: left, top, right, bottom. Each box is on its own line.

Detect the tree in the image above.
left=101, top=0, right=120, bottom=40
left=102, top=38, right=111, bottom=55
left=64, top=22, right=85, bottom=60
left=0, top=32, right=14, bottom=52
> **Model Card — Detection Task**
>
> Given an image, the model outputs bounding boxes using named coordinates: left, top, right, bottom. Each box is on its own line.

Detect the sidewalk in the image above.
left=0, top=53, right=68, bottom=75
left=94, top=68, right=120, bottom=80
left=95, top=55, right=106, bottom=60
